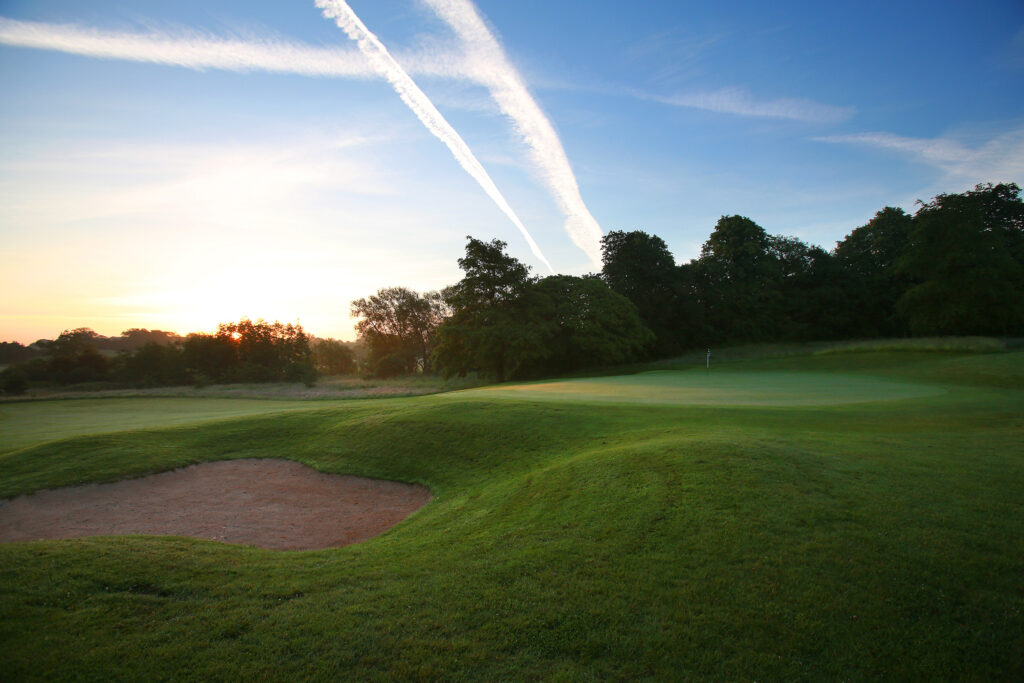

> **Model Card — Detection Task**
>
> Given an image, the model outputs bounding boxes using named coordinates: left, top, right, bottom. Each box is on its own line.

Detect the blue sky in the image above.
left=1, top=0, right=1022, bottom=343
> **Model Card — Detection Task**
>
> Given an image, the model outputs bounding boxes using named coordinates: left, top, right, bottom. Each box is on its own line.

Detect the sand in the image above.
left=0, top=459, right=431, bottom=551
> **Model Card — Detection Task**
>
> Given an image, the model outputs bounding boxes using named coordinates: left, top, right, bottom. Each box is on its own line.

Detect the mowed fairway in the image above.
left=1, top=350, right=1022, bottom=680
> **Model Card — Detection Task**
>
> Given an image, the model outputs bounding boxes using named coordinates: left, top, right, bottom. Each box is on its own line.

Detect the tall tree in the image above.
left=47, top=328, right=109, bottom=384
left=120, top=341, right=185, bottom=387
left=216, top=319, right=312, bottom=381
left=351, top=287, right=446, bottom=375
left=310, top=338, right=357, bottom=376
left=531, top=275, right=653, bottom=374
left=833, top=207, right=913, bottom=337
left=696, top=215, right=782, bottom=342
left=767, top=235, right=842, bottom=340
left=898, top=183, right=1024, bottom=335
left=182, top=319, right=313, bottom=383
left=600, top=230, right=681, bottom=355
left=433, top=237, right=542, bottom=382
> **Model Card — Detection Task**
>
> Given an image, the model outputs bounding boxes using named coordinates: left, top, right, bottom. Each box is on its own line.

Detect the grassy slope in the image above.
left=0, top=398, right=351, bottom=453
left=0, top=351, right=1022, bottom=680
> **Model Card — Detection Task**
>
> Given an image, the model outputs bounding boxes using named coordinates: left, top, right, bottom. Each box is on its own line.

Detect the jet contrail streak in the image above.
left=0, top=16, right=466, bottom=80
left=316, top=0, right=553, bottom=272
left=0, top=17, right=373, bottom=77
left=420, top=0, right=604, bottom=267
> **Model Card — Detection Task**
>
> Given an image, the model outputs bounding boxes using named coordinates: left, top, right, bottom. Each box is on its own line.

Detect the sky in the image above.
left=1, top=0, right=1022, bottom=344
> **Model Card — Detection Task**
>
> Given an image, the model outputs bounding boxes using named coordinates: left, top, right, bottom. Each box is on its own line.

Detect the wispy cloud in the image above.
left=0, top=133, right=397, bottom=233
left=816, top=128, right=1024, bottom=182
left=656, top=86, right=854, bottom=124
left=316, top=0, right=554, bottom=272
left=421, top=0, right=605, bottom=266
left=624, top=29, right=724, bottom=87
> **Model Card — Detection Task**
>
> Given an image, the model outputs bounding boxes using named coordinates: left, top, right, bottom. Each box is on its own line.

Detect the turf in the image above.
left=458, top=369, right=943, bottom=406
left=0, top=348, right=1022, bottom=680
left=0, top=397, right=345, bottom=453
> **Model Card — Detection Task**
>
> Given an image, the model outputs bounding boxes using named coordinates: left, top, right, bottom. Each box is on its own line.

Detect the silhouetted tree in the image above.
left=833, top=207, right=913, bottom=337
left=118, top=328, right=180, bottom=351
left=601, top=230, right=681, bottom=355
left=767, top=235, right=838, bottom=339
left=119, top=341, right=185, bottom=387
left=531, top=275, right=653, bottom=374
left=182, top=333, right=236, bottom=383
left=674, top=261, right=708, bottom=348
left=0, top=366, right=29, bottom=395
left=898, top=183, right=1024, bottom=335
left=179, top=319, right=312, bottom=384
left=351, top=287, right=446, bottom=376
left=434, top=237, right=543, bottom=381
left=696, top=216, right=782, bottom=342
left=47, top=328, right=110, bottom=385
left=0, top=341, right=38, bottom=365
left=311, top=338, right=357, bottom=376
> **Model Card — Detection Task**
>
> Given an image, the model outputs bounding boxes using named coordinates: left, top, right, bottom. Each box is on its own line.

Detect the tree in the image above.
left=0, top=341, right=38, bottom=365
left=351, top=287, right=446, bottom=376
left=833, top=207, right=913, bottom=337
left=118, top=328, right=180, bottom=351
left=311, top=338, right=357, bottom=376
left=530, top=275, right=653, bottom=374
left=182, top=333, right=237, bottom=383
left=220, top=319, right=312, bottom=382
left=696, top=216, right=782, bottom=342
left=0, top=366, right=29, bottom=395
left=674, top=260, right=708, bottom=348
left=434, top=238, right=655, bottom=380
left=433, top=237, right=541, bottom=381
left=897, top=183, right=1024, bottom=335
left=181, top=319, right=313, bottom=384
left=48, top=328, right=109, bottom=385
left=767, top=235, right=839, bottom=340
left=444, top=236, right=532, bottom=312
left=600, top=230, right=681, bottom=355
left=51, top=328, right=102, bottom=358
left=119, top=341, right=185, bottom=387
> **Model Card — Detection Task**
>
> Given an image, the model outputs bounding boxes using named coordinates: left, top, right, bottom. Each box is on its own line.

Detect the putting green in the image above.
left=457, top=369, right=945, bottom=406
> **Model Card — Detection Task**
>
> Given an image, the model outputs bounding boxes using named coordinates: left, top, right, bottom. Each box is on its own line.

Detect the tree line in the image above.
left=350, top=182, right=1023, bottom=379
left=0, top=321, right=358, bottom=394
left=3, top=181, right=1019, bottom=394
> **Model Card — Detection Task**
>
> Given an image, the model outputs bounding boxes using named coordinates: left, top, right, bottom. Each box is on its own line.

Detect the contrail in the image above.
left=0, top=16, right=464, bottom=80
left=420, top=0, right=604, bottom=267
left=316, top=0, right=553, bottom=272
left=0, top=17, right=373, bottom=77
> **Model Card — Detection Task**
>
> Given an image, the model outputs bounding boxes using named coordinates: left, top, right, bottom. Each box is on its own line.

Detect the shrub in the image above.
left=1, top=368, right=28, bottom=395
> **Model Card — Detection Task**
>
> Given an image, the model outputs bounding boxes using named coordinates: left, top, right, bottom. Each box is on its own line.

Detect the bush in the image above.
left=1, top=368, right=28, bottom=395
left=373, top=352, right=416, bottom=378
left=284, top=361, right=317, bottom=387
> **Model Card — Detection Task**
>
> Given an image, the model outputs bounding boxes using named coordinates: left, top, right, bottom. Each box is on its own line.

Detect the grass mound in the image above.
left=1, top=348, right=1021, bottom=679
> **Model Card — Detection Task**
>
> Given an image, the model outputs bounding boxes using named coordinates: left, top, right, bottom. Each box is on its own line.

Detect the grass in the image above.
left=457, top=369, right=944, bottom=406
left=1, top=344, right=1022, bottom=680
left=815, top=336, right=1009, bottom=354
left=3, top=373, right=485, bottom=402
left=0, top=397, right=349, bottom=454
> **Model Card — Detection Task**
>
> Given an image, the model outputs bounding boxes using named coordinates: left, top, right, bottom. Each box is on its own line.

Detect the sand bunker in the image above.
left=0, top=459, right=431, bottom=550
